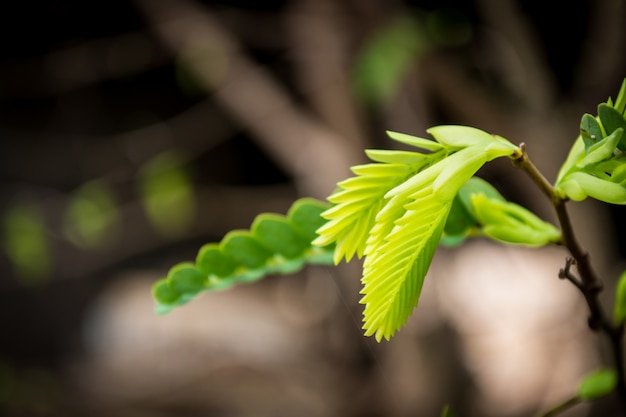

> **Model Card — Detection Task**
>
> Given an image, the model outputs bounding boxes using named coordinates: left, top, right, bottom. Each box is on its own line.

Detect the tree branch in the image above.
left=513, top=145, right=626, bottom=411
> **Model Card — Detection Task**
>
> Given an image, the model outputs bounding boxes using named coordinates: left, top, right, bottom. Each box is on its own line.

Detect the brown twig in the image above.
left=513, top=144, right=626, bottom=412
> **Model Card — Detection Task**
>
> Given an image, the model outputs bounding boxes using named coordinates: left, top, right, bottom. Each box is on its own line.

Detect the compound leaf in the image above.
left=152, top=198, right=336, bottom=314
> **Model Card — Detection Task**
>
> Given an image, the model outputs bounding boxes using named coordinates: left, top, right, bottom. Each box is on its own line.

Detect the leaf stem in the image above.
left=536, top=396, right=580, bottom=417
left=513, top=144, right=626, bottom=412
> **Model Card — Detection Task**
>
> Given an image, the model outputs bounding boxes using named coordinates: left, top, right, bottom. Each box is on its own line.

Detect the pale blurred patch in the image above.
left=435, top=241, right=599, bottom=416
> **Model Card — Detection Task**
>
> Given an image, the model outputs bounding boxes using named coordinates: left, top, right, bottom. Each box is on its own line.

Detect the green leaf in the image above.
left=385, top=131, right=445, bottom=152
left=443, top=177, right=505, bottom=241
left=196, top=243, right=237, bottom=278
left=152, top=198, right=336, bottom=314
left=580, top=113, right=603, bottom=150
left=251, top=214, right=310, bottom=259
left=578, top=128, right=623, bottom=168
left=313, top=161, right=419, bottom=264
left=613, top=269, right=626, bottom=325
left=360, top=188, right=451, bottom=341
left=443, top=190, right=476, bottom=237
left=152, top=278, right=181, bottom=305
left=470, top=194, right=561, bottom=246
left=357, top=132, right=519, bottom=341
left=287, top=198, right=330, bottom=242
left=599, top=103, right=626, bottom=134
left=220, top=231, right=273, bottom=269
left=578, top=368, right=618, bottom=400
left=557, top=171, right=626, bottom=203
left=168, top=262, right=207, bottom=295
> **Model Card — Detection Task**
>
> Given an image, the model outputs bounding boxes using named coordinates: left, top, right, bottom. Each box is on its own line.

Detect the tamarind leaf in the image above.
left=443, top=177, right=506, bottom=243
left=557, top=81, right=626, bottom=202
left=580, top=113, right=604, bottom=150
left=220, top=231, right=273, bottom=269
left=251, top=214, right=311, bottom=259
left=470, top=194, right=561, bottom=246
left=313, top=146, right=439, bottom=263
left=287, top=198, right=330, bottom=242
left=152, top=198, right=335, bottom=314
left=578, top=368, right=618, bottom=400
left=347, top=129, right=520, bottom=341
left=578, top=128, right=623, bottom=168
left=557, top=171, right=626, bottom=203
left=598, top=103, right=626, bottom=150
left=385, top=131, right=445, bottom=152
left=196, top=243, right=237, bottom=278
left=365, top=149, right=429, bottom=164
left=613, top=269, right=626, bottom=325
left=168, top=262, right=207, bottom=295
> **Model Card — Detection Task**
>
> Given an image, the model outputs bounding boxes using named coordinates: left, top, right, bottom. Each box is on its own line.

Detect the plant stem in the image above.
left=536, top=396, right=580, bottom=417
left=512, top=144, right=626, bottom=411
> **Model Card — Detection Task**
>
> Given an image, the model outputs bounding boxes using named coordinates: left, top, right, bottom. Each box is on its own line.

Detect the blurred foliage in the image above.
left=138, top=151, right=196, bottom=238
left=2, top=200, right=51, bottom=286
left=63, top=180, right=119, bottom=249
left=352, top=9, right=472, bottom=106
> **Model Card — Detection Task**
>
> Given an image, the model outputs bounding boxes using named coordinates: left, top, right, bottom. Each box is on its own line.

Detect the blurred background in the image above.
left=1, top=0, right=626, bottom=416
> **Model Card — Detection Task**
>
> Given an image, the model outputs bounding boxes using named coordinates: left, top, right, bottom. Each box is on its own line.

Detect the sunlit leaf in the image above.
left=470, top=194, right=561, bottom=246
left=286, top=198, right=330, bottom=242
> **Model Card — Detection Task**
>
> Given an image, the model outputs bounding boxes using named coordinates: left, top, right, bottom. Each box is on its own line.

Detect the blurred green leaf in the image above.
left=138, top=151, right=196, bottom=238
left=168, top=262, right=207, bottom=295
left=440, top=404, right=456, bottom=417
left=63, top=181, right=119, bottom=249
left=578, top=368, right=617, bottom=400
left=353, top=15, right=428, bottom=105
left=2, top=200, right=51, bottom=286
left=613, top=269, right=626, bottom=325
left=152, top=278, right=181, bottom=305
